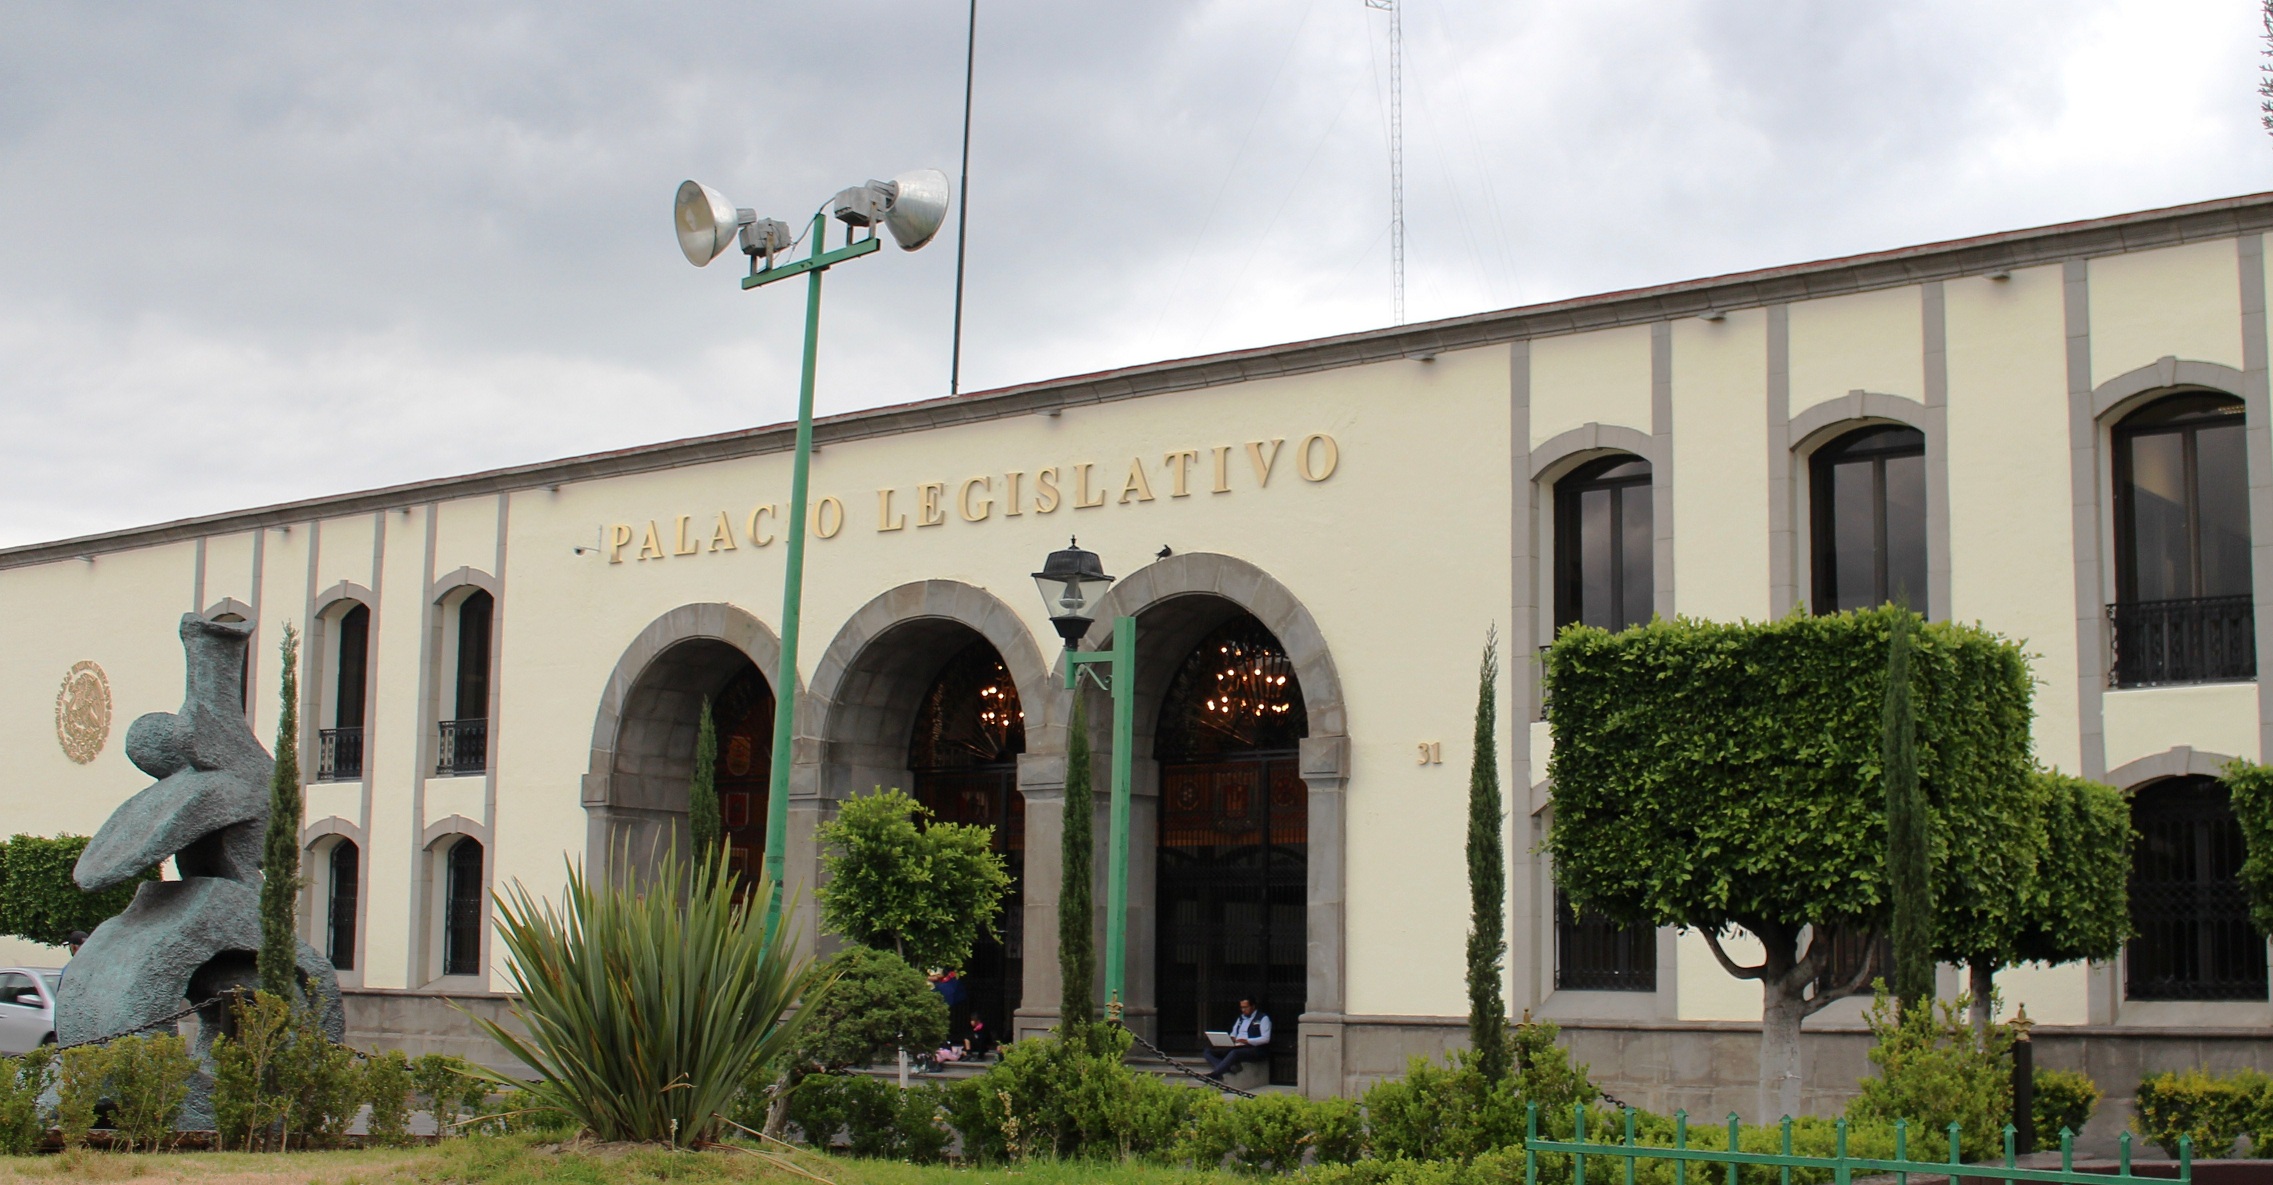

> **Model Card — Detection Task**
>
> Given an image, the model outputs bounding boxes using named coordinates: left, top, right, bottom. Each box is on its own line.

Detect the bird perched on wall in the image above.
left=1156, top=545, right=1173, bottom=560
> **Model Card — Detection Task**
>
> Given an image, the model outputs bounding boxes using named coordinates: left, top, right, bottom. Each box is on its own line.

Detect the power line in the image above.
left=1364, top=0, right=1404, bottom=325
left=949, top=0, right=978, bottom=396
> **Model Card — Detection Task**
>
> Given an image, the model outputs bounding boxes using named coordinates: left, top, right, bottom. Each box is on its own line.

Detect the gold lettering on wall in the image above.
left=1165, top=450, right=1197, bottom=497
left=1118, top=458, right=1155, bottom=503
left=1245, top=439, right=1285, bottom=487
left=1074, top=463, right=1106, bottom=509
left=959, top=476, right=994, bottom=521
left=598, top=430, right=1338, bottom=570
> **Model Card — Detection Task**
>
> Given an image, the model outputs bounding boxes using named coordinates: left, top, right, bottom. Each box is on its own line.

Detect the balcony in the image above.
left=317, top=727, right=363, bottom=782
left=436, top=717, right=489, bottom=777
left=2107, top=595, right=2256, bottom=689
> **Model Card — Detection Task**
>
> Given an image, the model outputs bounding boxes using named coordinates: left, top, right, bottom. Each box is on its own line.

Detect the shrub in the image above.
left=411, top=1053, right=490, bottom=1137
left=473, top=849, right=817, bottom=1146
left=1364, top=1022, right=1596, bottom=1164
left=105, top=1032, right=195, bottom=1151
left=2033, top=1068, right=2101, bottom=1141
left=1179, top=1091, right=1364, bottom=1174
left=282, top=1027, right=362, bottom=1147
left=944, top=1024, right=1203, bottom=1161
left=0, top=1046, right=54, bottom=1155
left=363, top=1050, right=414, bottom=1145
left=782, top=1073, right=948, bottom=1161
left=55, top=1044, right=108, bottom=1150
left=2134, top=1069, right=2267, bottom=1158
left=212, top=991, right=297, bottom=1150
left=817, top=788, right=1010, bottom=973
left=0, top=834, right=153, bottom=944
left=793, top=947, right=948, bottom=1072
left=1846, top=992, right=2012, bottom=1161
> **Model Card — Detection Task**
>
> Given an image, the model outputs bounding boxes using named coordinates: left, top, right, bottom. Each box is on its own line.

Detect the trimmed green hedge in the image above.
left=0, top=834, right=151, bottom=945
left=1544, top=608, right=2034, bottom=951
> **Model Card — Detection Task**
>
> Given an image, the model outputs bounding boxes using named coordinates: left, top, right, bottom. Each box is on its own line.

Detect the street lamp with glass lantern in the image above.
left=674, top=169, right=949, bottom=934
left=1034, top=538, right=1139, bottom=1017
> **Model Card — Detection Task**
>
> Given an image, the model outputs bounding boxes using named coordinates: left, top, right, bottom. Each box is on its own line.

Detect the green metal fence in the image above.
left=1524, top=1104, right=2193, bottom=1185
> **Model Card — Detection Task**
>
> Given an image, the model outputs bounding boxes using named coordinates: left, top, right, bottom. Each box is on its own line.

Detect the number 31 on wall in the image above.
left=1416, top=741, right=1442, bottom=766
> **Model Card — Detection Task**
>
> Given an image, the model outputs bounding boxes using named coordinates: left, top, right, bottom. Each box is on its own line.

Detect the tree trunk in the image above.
left=1969, top=960, right=1996, bottom=1042
left=1758, top=978, right=1809, bottom=1124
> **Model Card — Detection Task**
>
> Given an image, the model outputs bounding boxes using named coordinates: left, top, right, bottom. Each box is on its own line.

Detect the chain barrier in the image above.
left=1110, top=1019, right=1259, bottom=1099
left=53, top=995, right=227, bottom=1052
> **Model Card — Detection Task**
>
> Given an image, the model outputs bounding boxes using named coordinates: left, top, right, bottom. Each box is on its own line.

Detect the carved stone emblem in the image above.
left=54, top=661, right=110, bottom=764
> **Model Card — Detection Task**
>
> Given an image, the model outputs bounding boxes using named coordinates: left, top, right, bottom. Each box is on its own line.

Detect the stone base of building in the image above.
left=343, top=988, right=527, bottom=1073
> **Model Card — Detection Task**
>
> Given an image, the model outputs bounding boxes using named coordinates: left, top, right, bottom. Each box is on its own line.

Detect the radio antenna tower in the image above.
left=1365, top=0, right=1404, bottom=325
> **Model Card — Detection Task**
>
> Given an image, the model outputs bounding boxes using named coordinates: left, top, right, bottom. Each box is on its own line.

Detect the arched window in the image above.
left=908, top=639, right=1026, bottom=1033
left=1554, top=457, right=1652, bottom=632
left=320, top=604, right=369, bottom=781
left=437, top=590, right=493, bottom=776
left=2127, top=777, right=2266, bottom=1000
left=1155, top=614, right=1307, bottom=1085
left=1810, top=425, right=1927, bottom=614
left=442, top=837, right=484, bottom=978
left=326, top=840, right=359, bottom=971
left=2111, top=394, right=2254, bottom=687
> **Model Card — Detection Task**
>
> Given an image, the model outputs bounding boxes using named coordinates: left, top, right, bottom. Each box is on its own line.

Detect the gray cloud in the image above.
left=1, top=0, right=2266, bottom=545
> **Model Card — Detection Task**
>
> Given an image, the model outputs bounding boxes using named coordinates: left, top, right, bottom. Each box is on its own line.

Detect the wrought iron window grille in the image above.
left=435, top=717, right=489, bottom=776
left=2106, top=596, right=2256, bottom=689
left=317, top=727, right=363, bottom=782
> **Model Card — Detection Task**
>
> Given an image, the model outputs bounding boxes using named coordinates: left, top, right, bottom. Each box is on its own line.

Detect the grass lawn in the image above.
left=0, top=1136, right=1247, bottom=1185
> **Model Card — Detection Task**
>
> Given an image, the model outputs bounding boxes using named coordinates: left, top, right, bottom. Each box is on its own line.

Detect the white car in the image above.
left=0, top=968, right=60, bottom=1054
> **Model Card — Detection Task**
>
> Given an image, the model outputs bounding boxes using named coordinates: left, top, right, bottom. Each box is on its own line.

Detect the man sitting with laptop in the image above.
left=1202, top=997, right=1271, bottom=1081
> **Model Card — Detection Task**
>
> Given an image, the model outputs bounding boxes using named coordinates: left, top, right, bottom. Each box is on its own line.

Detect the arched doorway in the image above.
left=1153, top=613, right=1307, bottom=1085
left=907, top=638, right=1026, bottom=1032
left=711, top=665, right=777, bottom=889
left=593, top=636, right=771, bottom=884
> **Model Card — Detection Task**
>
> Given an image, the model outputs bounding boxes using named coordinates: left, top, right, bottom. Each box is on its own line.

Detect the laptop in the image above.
left=1204, top=1030, right=1236, bottom=1049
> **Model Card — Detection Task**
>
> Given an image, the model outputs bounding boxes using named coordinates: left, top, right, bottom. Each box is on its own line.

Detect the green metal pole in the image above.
left=1104, top=614, right=1136, bottom=1010
left=763, top=212, right=829, bottom=934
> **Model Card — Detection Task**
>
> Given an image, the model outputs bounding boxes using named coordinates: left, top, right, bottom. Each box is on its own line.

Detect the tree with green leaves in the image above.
left=816, top=788, right=1010, bottom=972
left=258, top=623, right=302, bottom=998
left=1465, top=630, right=1508, bottom=1081
left=1059, top=687, right=1096, bottom=1028
left=2214, top=759, right=2273, bottom=937
left=689, top=699, right=722, bottom=857
left=1984, top=772, right=2131, bottom=1019
left=0, top=835, right=150, bottom=944
left=1883, top=610, right=1933, bottom=1014
left=1545, top=607, right=2035, bottom=1122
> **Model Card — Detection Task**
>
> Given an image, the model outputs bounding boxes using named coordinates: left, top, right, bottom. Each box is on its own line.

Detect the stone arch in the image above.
left=1078, top=552, right=1349, bottom=1098
left=2106, top=746, right=2239, bottom=790
left=580, top=603, right=793, bottom=881
left=427, top=566, right=500, bottom=604
left=1788, top=390, right=1931, bottom=455
left=2092, top=357, right=2246, bottom=423
left=202, top=597, right=253, bottom=621
left=1528, top=422, right=1661, bottom=483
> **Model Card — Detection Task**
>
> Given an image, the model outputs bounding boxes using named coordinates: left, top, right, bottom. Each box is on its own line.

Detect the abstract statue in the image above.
left=58, top=614, right=342, bottom=1130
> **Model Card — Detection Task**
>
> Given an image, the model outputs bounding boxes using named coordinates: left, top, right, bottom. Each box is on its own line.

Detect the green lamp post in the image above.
left=1033, top=539, right=1138, bottom=1015
left=673, top=169, right=950, bottom=933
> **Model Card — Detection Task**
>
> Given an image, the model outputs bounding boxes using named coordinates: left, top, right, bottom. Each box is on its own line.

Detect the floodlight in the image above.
left=881, top=168, right=950, bottom=251
left=675, top=180, right=755, bottom=267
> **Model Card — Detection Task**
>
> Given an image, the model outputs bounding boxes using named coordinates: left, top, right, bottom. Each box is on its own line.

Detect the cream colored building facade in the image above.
left=7, top=193, right=2273, bottom=1122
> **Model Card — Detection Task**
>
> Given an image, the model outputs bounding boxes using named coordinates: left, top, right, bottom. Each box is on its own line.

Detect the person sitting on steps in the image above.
left=1203, top=997, right=1270, bottom=1081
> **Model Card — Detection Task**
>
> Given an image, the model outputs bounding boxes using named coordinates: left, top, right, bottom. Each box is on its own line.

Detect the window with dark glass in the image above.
left=320, top=605, right=369, bottom=781
left=2110, top=394, right=2254, bottom=687
left=438, top=591, right=492, bottom=776
left=1555, top=457, right=1653, bottom=632
left=1810, top=426, right=1927, bottom=614
left=327, top=840, right=358, bottom=971
left=2126, top=777, right=2267, bottom=1001
left=443, top=838, right=483, bottom=977
left=1554, top=888, right=1656, bottom=992
left=1811, top=926, right=1893, bottom=997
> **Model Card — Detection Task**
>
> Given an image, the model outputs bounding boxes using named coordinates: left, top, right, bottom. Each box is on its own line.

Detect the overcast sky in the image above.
left=2, top=1, right=2269, bottom=547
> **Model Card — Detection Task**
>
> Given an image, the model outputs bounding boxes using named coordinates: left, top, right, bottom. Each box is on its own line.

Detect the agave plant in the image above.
left=468, top=848, right=818, bottom=1145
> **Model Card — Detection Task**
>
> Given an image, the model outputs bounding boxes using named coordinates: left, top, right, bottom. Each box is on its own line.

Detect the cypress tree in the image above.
left=1883, top=609, right=1934, bottom=1013
left=258, top=623, right=303, bottom=999
left=689, top=698, right=721, bottom=858
left=1466, top=631, right=1510, bottom=1080
left=1058, top=687, right=1096, bottom=1029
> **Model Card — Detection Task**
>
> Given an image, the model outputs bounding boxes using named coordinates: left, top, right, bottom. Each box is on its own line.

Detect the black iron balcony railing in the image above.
left=2107, top=595, right=2256, bottom=689
left=436, top=717, right=489, bottom=776
left=317, top=727, right=363, bottom=782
